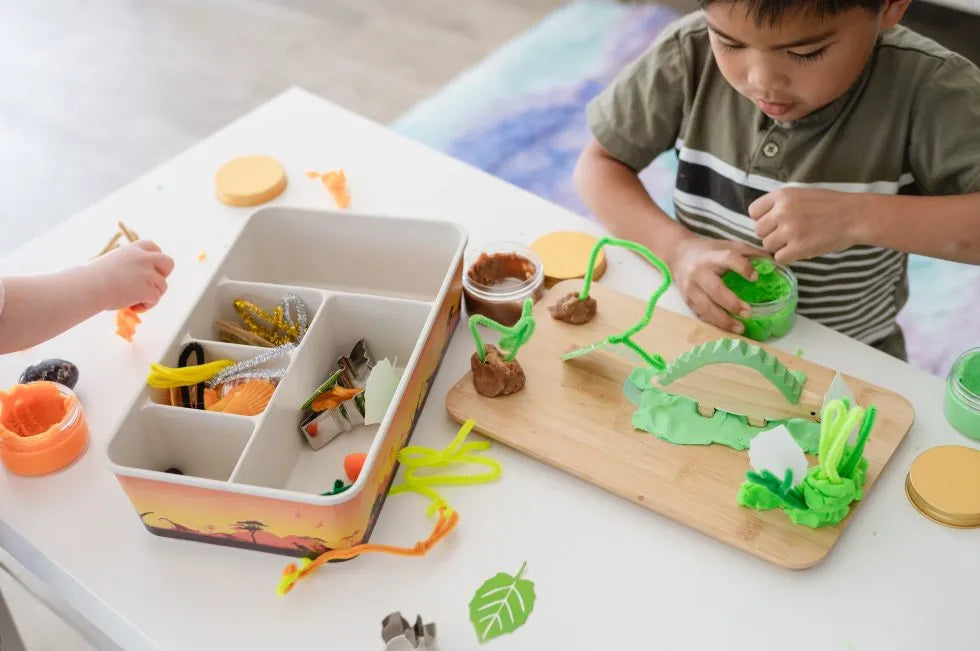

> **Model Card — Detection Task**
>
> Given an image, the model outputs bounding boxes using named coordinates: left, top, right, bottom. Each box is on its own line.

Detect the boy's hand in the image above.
left=670, top=236, right=766, bottom=335
left=749, top=188, right=866, bottom=263
left=90, top=241, right=175, bottom=311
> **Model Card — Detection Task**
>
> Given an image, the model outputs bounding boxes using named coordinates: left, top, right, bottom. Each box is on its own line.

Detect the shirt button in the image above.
left=762, top=142, right=780, bottom=157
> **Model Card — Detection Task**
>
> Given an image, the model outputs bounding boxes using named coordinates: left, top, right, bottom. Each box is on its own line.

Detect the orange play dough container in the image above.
left=0, top=382, right=89, bottom=476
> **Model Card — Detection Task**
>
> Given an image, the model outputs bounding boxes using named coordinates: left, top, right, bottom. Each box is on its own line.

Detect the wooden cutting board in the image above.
left=445, top=279, right=915, bottom=569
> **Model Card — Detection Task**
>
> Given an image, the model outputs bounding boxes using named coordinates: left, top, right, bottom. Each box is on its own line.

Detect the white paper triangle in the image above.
left=748, top=425, right=809, bottom=486
left=364, top=358, right=401, bottom=426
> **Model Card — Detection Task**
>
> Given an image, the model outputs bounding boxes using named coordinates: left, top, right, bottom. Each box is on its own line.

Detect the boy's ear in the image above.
left=880, top=0, right=911, bottom=29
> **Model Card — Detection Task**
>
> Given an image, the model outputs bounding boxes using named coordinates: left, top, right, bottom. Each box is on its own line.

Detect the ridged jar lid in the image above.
left=906, top=445, right=980, bottom=528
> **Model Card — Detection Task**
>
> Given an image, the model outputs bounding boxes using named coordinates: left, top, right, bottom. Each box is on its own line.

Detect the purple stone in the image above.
left=19, top=359, right=79, bottom=389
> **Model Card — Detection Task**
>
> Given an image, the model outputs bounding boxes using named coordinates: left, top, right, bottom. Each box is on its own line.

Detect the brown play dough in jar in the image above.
left=471, top=345, right=526, bottom=398
left=549, top=291, right=597, bottom=325
left=467, top=252, right=535, bottom=286
left=464, top=251, right=543, bottom=326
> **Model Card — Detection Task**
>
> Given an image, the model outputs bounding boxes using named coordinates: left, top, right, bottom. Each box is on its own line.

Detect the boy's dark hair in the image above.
left=699, top=0, right=887, bottom=26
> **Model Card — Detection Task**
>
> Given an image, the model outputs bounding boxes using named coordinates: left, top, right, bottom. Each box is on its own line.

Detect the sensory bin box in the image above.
left=106, top=207, right=466, bottom=557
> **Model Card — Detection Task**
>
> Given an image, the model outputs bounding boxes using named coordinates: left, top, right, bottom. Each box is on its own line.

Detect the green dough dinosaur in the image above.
left=625, top=367, right=821, bottom=453
left=658, top=338, right=807, bottom=405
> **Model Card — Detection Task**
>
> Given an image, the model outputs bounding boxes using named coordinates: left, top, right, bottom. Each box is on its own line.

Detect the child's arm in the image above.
left=575, top=137, right=766, bottom=335
left=0, top=241, right=174, bottom=354
left=753, top=54, right=980, bottom=265
left=750, top=189, right=980, bottom=264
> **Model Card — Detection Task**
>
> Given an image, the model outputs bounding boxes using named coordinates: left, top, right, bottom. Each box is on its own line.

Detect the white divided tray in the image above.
left=107, top=207, right=466, bottom=557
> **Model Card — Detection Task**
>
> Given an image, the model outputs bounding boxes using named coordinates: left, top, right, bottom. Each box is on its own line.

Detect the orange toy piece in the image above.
left=203, top=388, right=219, bottom=410
left=115, top=307, right=142, bottom=342
left=207, top=380, right=276, bottom=416
left=311, top=385, right=363, bottom=412
left=307, top=169, right=350, bottom=209
left=344, top=452, right=367, bottom=482
left=277, top=508, right=458, bottom=595
left=0, top=382, right=89, bottom=475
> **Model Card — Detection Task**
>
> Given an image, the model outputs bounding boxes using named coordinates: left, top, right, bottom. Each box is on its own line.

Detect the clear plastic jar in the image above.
left=733, top=262, right=798, bottom=342
left=0, top=381, right=89, bottom=475
left=944, top=348, right=980, bottom=441
left=463, top=241, right=544, bottom=326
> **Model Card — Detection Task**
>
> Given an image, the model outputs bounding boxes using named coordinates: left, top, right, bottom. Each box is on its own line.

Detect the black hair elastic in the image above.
left=177, top=342, right=206, bottom=410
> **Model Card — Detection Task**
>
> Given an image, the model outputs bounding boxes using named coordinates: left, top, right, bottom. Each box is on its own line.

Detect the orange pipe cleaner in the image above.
left=276, top=508, right=458, bottom=596
left=306, top=169, right=350, bottom=209
left=115, top=307, right=142, bottom=342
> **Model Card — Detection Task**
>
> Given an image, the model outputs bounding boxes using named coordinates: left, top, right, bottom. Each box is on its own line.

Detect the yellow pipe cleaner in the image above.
left=146, top=359, right=235, bottom=389
left=388, top=418, right=501, bottom=516
left=276, top=418, right=500, bottom=595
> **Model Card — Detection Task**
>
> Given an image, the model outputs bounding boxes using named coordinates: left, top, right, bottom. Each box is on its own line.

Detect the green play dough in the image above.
left=737, top=482, right=783, bottom=510
left=958, top=350, right=980, bottom=395
left=625, top=367, right=821, bottom=454
left=723, top=258, right=787, bottom=302
left=737, top=450, right=868, bottom=528
left=722, top=258, right=796, bottom=341
left=945, top=349, right=980, bottom=440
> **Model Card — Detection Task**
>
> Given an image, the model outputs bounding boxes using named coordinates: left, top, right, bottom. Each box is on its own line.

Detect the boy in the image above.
left=0, top=241, right=174, bottom=354
left=575, top=0, right=980, bottom=359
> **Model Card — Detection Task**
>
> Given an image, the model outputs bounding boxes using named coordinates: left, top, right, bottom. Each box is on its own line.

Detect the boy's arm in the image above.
left=573, top=138, right=691, bottom=262
left=750, top=188, right=980, bottom=264
left=754, top=53, right=980, bottom=265
left=858, top=193, right=980, bottom=263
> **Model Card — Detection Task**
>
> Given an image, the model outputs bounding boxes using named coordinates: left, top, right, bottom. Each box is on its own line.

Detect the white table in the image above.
left=0, top=88, right=977, bottom=651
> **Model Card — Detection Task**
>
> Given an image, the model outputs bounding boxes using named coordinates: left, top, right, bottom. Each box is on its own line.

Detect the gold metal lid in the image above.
left=906, top=445, right=980, bottom=528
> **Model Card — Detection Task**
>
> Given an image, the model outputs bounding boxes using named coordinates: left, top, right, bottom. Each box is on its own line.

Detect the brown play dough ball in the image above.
left=530, top=231, right=606, bottom=287
left=215, top=155, right=287, bottom=206
left=549, top=291, right=597, bottom=325
left=906, top=445, right=980, bottom=528
left=471, top=345, right=525, bottom=398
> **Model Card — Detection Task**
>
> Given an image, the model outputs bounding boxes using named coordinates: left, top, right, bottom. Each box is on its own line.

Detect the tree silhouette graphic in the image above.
left=233, top=520, right=267, bottom=544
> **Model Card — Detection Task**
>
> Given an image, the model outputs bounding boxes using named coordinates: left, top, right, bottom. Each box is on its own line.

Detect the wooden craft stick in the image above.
left=214, top=320, right=276, bottom=348
left=118, top=221, right=138, bottom=243
left=96, top=232, right=123, bottom=257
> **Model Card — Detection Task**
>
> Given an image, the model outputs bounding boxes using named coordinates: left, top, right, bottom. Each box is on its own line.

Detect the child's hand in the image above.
left=90, top=241, right=175, bottom=311
left=670, top=236, right=766, bottom=334
left=749, top=188, right=865, bottom=263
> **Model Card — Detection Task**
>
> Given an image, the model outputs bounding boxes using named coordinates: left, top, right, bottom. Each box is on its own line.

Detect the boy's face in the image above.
left=704, top=4, right=888, bottom=122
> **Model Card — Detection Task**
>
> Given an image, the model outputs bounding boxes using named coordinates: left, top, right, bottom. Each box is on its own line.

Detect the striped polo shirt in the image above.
left=587, top=12, right=980, bottom=344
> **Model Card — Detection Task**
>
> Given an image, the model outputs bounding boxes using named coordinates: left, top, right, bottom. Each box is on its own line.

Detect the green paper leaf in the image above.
left=469, top=561, right=536, bottom=644
left=301, top=368, right=343, bottom=411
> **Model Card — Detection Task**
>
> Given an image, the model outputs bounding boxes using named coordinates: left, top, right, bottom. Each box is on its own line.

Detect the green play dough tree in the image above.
left=737, top=399, right=877, bottom=528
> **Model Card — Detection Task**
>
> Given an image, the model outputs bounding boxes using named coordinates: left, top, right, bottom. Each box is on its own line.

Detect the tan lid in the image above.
left=215, top=155, right=287, bottom=207
left=906, top=445, right=980, bottom=528
left=530, top=231, right=606, bottom=286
